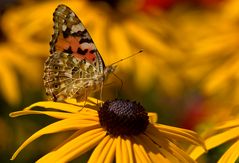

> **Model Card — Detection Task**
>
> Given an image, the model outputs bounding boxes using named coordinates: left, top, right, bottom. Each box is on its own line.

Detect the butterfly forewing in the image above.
left=50, top=4, right=105, bottom=69
left=43, top=4, right=108, bottom=102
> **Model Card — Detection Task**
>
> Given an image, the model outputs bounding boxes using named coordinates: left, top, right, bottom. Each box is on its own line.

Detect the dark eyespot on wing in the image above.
left=63, top=28, right=71, bottom=38
left=89, top=49, right=96, bottom=54
left=77, top=48, right=88, bottom=55
left=81, top=29, right=87, bottom=35
left=63, top=46, right=73, bottom=54
left=79, top=38, right=93, bottom=44
left=70, top=29, right=87, bottom=37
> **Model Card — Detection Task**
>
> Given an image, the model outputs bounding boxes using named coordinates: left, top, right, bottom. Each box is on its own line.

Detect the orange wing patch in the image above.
left=55, top=34, right=96, bottom=62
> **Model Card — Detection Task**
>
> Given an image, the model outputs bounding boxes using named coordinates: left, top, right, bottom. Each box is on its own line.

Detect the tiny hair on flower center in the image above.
left=98, top=99, right=149, bottom=137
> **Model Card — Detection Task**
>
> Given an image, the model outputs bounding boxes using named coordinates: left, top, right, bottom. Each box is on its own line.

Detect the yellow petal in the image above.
left=88, top=135, right=115, bottom=163
left=125, top=137, right=134, bottom=163
left=103, top=137, right=116, bottom=163
left=38, top=128, right=105, bottom=162
left=53, top=130, right=85, bottom=151
left=155, top=124, right=205, bottom=149
left=116, top=136, right=123, bottom=163
left=133, top=145, right=142, bottom=163
left=189, top=126, right=239, bottom=160
left=132, top=140, right=151, bottom=163
left=136, top=134, right=170, bottom=163
left=214, top=119, right=239, bottom=130
left=167, top=141, right=196, bottom=163
left=218, top=139, right=239, bottom=163
left=10, top=110, right=76, bottom=119
left=22, top=101, right=98, bottom=114
left=148, top=112, right=158, bottom=123
left=145, top=125, right=195, bottom=162
left=205, top=126, right=239, bottom=149
left=11, top=118, right=100, bottom=160
left=64, top=97, right=103, bottom=107
left=10, top=110, right=98, bottom=121
left=121, top=138, right=131, bottom=163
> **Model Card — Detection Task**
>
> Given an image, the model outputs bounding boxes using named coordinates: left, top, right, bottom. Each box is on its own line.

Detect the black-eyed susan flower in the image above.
left=189, top=117, right=239, bottom=162
left=10, top=98, right=205, bottom=162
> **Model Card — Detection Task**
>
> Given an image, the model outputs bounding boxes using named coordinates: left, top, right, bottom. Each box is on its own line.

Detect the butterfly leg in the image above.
left=99, top=81, right=104, bottom=107
left=75, top=89, right=98, bottom=110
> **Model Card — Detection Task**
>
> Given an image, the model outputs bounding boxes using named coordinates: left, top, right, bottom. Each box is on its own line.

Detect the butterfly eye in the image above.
left=54, top=84, right=60, bottom=89
left=54, top=66, right=60, bottom=70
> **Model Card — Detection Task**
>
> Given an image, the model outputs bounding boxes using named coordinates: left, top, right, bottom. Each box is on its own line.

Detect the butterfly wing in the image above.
left=43, top=4, right=105, bottom=101
left=50, top=4, right=105, bottom=69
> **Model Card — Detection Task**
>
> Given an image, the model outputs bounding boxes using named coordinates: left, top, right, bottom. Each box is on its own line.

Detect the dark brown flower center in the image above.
left=98, top=99, right=149, bottom=137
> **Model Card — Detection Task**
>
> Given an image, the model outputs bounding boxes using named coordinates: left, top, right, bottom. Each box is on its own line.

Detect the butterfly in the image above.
left=43, top=4, right=116, bottom=102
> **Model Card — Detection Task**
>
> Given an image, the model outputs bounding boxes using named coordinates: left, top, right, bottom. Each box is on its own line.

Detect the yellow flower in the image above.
left=165, top=0, right=239, bottom=105
left=3, top=0, right=239, bottom=102
left=10, top=98, right=205, bottom=162
left=189, top=117, right=239, bottom=162
left=1, top=0, right=184, bottom=97
left=0, top=44, right=42, bottom=104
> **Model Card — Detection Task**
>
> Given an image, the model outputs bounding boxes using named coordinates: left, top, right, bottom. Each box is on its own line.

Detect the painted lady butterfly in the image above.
left=43, top=4, right=116, bottom=102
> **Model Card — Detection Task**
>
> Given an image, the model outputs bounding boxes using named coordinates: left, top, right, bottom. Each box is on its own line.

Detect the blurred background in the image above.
left=0, top=0, right=239, bottom=162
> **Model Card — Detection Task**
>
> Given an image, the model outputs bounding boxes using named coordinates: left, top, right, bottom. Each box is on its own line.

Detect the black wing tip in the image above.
left=57, top=4, right=68, bottom=9
left=56, top=4, right=72, bottom=12
left=54, top=4, right=70, bottom=16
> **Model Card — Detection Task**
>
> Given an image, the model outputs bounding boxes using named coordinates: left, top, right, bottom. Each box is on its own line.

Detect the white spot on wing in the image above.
left=62, top=24, right=67, bottom=31
left=69, top=12, right=75, bottom=21
left=71, top=24, right=85, bottom=33
left=72, top=58, right=78, bottom=64
left=81, top=42, right=95, bottom=50
left=70, top=12, right=75, bottom=17
left=64, top=72, right=72, bottom=78
left=85, top=62, right=91, bottom=69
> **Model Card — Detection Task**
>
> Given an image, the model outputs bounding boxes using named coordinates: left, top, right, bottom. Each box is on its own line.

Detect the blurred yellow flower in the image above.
left=189, top=117, right=239, bottom=162
left=1, top=0, right=186, bottom=97
left=0, top=44, right=42, bottom=104
left=10, top=98, right=205, bottom=162
left=2, top=0, right=239, bottom=103
left=166, top=0, right=239, bottom=104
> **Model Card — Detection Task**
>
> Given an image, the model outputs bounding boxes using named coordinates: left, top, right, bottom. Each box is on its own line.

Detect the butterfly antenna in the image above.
left=110, top=49, right=143, bottom=66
